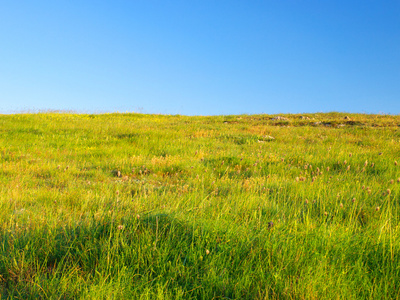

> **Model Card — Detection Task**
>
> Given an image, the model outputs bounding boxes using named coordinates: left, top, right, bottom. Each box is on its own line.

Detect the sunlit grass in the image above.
left=0, top=112, right=399, bottom=299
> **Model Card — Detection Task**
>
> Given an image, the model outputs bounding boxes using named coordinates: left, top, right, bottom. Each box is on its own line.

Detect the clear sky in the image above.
left=1, top=1, right=399, bottom=115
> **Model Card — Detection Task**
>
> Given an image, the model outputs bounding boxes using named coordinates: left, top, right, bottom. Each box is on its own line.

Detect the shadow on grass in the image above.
left=1, top=212, right=399, bottom=299
left=0, top=213, right=286, bottom=299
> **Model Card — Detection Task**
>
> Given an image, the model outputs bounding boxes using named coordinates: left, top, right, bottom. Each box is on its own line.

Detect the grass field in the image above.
left=0, top=112, right=399, bottom=299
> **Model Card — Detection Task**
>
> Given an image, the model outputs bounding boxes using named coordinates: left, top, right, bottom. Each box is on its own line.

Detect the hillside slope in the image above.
left=0, top=112, right=399, bottom=299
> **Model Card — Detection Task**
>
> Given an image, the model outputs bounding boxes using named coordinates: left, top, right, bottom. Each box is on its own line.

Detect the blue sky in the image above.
left=1, top=1, right=399, bottom=115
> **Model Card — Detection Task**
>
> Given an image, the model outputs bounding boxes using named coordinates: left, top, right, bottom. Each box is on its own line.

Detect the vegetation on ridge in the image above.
left=0, top=112, right=399, bottom=299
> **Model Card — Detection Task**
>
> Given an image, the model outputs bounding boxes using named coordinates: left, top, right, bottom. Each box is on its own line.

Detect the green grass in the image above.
left=0, top=112, right=399, bottom=299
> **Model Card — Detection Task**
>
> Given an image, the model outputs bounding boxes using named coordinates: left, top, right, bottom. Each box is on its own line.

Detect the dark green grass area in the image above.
left=0, top=112, right=400, bottom=299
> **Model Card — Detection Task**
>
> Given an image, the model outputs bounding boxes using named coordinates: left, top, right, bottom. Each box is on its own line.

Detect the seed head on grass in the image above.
left=117, top=225, right=125, bottom=230
left=376, top=207, right=380, bottom=211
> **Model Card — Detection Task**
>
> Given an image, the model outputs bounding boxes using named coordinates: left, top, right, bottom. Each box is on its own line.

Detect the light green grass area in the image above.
left=0, top=112, right=399, bottom=299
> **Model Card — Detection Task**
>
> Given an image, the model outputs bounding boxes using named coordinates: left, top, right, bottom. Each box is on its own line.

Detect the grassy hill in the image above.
left=1, top=112, right=399, bottom=299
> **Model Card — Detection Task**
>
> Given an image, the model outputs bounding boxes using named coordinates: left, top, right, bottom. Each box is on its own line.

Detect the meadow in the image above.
left=0, top=112, right=399, bottom=299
